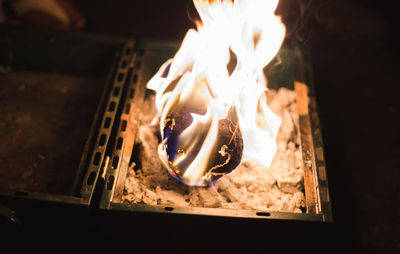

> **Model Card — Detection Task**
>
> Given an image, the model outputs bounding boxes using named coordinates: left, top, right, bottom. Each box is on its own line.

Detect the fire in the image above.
left=147, top=0, right=286, bottom=186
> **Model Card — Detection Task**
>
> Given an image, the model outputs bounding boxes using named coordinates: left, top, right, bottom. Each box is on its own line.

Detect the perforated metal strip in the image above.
left=80, top=41, right=136, bottom=203
left=99, top=45, right=148, bottom=207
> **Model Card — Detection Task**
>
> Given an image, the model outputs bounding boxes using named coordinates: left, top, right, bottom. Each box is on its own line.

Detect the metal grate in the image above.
left=99, top=43, right=148, bottom=207
left=97, top=40, right=332, bottom=222
left=80, top=41, right=136, bottom=203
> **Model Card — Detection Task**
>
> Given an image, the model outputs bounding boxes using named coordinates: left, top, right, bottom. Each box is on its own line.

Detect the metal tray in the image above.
left=0, top=25, right=128, bottom=206
left=99, top=39, right=333, bottom=222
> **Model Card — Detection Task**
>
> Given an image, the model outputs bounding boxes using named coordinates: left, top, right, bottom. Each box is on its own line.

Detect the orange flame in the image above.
left=147, top=0, right=286, bottom=186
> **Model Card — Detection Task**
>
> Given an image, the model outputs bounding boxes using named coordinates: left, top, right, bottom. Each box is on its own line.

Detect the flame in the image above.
left=147, top=0, right=286, bottom=186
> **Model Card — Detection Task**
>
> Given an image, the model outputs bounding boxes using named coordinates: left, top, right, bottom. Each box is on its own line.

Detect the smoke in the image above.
left=276, top=0, right=316, bottom=45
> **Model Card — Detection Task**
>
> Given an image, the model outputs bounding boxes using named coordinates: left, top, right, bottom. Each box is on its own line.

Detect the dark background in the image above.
left=1, top=0, right=399, bottom=252
left=75, top=1, right=400, bottom=252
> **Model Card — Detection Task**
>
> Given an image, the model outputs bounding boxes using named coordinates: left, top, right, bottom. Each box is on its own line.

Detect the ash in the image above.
left=122, top=88, right=305, bottom=213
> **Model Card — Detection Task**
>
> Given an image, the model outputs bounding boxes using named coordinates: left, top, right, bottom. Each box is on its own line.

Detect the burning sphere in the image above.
left=147, top=0, right=286, bottom=186
left=162, top=105, right=243, bottom=186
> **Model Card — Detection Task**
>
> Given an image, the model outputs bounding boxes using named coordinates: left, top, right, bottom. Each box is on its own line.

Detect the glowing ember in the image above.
left=147, top=0, right=286, bottom=186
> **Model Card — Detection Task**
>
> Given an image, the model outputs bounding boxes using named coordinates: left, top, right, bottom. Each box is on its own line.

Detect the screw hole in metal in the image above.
left=129, top=88, right=135, bottom=99
left=112, top=156, right=119, bottom=169
left=93, top=152, right=102, bottom=165
left=121, top=60, right=127, bottom=69
left=108, top=101, right=116, bottom=112
left=99, top=134, right=106, bottom=146
left=113, top=86, right=120, bottom=97
left=87, top=171, right=97, bottom=185
left=256, top=212, right=271, bottom=217
left=120, top=120, right=127, bottom=131
left=116, top=137, right=123, bottom=150
left=104, top=117, right=111, bottom=128
left=125, top=103, right=131, bottom=114
left=118, top=73, right=124, bottom=82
